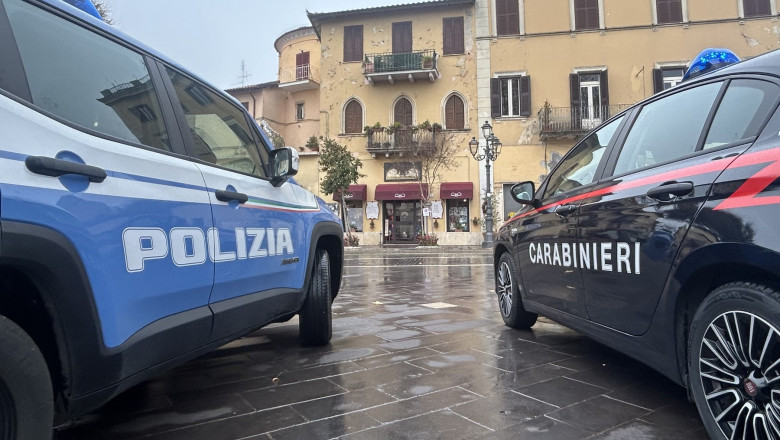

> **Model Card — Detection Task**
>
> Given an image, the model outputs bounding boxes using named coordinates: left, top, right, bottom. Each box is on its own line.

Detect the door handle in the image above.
left=25, top=156, right=106, bottom=183
left=646, top=181, right=693, bottom=202
left=554, top=204, right=576, bottom=217
left=215, top=189, right=248, bottom=203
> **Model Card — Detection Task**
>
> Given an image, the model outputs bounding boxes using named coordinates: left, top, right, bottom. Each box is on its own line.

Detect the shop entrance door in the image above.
left=384, top=201, right=421, bottom=244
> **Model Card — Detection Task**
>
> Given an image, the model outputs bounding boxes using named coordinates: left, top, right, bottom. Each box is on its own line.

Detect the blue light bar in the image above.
left=61, top=0, right=103, bottom=20
left=683, top=48, right=740, bottom=81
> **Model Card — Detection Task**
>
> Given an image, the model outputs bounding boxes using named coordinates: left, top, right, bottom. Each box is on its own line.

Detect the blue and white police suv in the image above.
left=494, top=48, right=780, bottom=440
left=0, top=0, right=344, bottom=437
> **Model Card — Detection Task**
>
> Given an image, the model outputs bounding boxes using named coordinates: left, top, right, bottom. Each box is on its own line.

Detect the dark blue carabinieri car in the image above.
left=493, top=48, right=780, bottom=440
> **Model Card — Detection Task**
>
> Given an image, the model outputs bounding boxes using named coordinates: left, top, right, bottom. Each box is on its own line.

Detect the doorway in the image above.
left=579, top=73, right=602, bottom=130
left=384, top=201, right=421, bottom=244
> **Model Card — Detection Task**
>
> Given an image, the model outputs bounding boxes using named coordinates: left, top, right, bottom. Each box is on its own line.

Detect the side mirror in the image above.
left=510, top=181, right=539, bottom=207
left=269, top=147, right=299, bottom=187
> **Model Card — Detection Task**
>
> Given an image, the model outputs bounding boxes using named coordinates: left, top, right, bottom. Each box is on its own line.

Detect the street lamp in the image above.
left=469, top=121, right=502, bottom=248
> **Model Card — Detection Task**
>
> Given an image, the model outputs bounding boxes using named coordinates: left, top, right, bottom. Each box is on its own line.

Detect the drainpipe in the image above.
left=319, top=110, right=329, bottom=139
left=249, top=88, right=258, bottom=120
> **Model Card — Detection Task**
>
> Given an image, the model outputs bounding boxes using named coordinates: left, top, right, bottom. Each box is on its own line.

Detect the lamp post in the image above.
left=469, top=121, right=502, bottom=248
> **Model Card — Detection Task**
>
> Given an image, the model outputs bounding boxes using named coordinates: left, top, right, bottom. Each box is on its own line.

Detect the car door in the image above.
left=578, top=78, right=780, bottom=335
left=515, top=115, right=625, bottom=317
left=0, top=0, right=214, bottom=350
left=159, top=65, right=313, bottom=340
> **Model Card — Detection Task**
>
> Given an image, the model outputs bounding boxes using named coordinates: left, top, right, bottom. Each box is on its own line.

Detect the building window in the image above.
left=344, top=25, right=363, bottom=62
left=346, top=201, right=364, bottom=232
left=496, top=0, right=520, bottom=36
left=572, top=0, right=601, bottom=30
left=344, top=99, right=363, bottom=134
left=392, top=21, right=413, bottom=54
left=443, top=17, right=464, bottom=55
left=241, top=101, right=249, bottom=110
left=296, top=102, right=304, bottom=121
left=656, top=0, right=683, bottom=23
left=394, top=97, right=413, bottom=126
left=743, top=0, right=772, bottom=17
left=653, top=66, right=685, bottom=93
left=570, top=71, right=609, bottom=130
left=490, top=76, right=531, bottom=118
left=445, top=94, right=465, bottom=129
left=447, top=200, right=470, bottom=232
left=295, top=51, right=310, bottom=80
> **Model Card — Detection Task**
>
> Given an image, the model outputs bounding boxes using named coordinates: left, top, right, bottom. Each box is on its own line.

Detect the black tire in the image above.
left=688, top=282, right=780, bottom=440
left=0, top=315, right=53, bottom=440
left=495, top=252, right=537, bottom=329
left=299, top=248, right=332, bottom=346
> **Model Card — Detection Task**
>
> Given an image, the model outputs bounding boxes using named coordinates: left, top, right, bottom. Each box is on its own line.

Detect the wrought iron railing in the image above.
left=538, top=104, right=632, bottom=136
left=365, top=129, right=437, bottom=154
left=279, top=64, right=320, bottom=84
left=363, top=49, right=437, bottom=75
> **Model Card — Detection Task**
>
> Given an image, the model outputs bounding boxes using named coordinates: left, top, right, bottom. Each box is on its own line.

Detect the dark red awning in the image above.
left=374, top=183, right=429, bottom=201
left=333, top=184, right=367, bottom=201
left=440, top=182, right=473, bottom=199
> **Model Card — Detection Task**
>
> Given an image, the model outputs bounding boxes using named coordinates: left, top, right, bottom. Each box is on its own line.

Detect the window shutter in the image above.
left=443, top=17, right=464, bottom=55
left=392, top=22, right=412, bottom=54
left=394, top=98, right=413, bottom=126
left=519, top=76, right=531, bottom=117
left=570, top=74, right=581, bottom=130
left=343, top=26, right=363, bottom=62
left=491, top=78, right=501, bottom=118
left=445, top=95, right=465, bottom=129
left=599, top=70, right=610, bottom=119
left=496, top=0, right=519, bottom=36
left=345, top=101, right=362, bottom=134
left=652, top=68, right=663, bottom=94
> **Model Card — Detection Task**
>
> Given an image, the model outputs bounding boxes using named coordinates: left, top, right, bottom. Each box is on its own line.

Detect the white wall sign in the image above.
left=430, top=200, right=443, bottom=219
left=365, top=201, right=379, bottom=219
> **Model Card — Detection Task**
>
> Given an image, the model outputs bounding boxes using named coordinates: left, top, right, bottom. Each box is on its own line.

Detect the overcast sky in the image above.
left=99, top=0, right=397, bottom=90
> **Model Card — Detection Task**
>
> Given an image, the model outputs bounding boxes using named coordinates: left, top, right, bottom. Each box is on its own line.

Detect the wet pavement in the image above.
left=55, top=246, right=709, bottom=439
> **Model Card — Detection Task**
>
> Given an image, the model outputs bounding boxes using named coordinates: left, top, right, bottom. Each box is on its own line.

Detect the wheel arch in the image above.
left=308, top=220, right=344, bottom=300
left=671, top=242, right=780, bottom=390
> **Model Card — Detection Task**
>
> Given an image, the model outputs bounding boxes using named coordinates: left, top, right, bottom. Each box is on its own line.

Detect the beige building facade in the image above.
left=228, top=0, right=780, bottom=246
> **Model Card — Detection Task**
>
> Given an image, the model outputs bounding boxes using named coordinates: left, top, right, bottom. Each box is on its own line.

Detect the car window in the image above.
left=613, top=82, right=721, bottom=175
left=4, top=0, right=170, bottom=151
left=704, top=79, right=780, bottom=149
left=543, top=115, right=624, bottom=198
left=165, top=68, right=268, bottom=177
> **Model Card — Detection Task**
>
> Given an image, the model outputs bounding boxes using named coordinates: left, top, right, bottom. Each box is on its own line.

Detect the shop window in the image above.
left=447, top=200, right=470, bottom=232
left=346, top=201, right=364, bottom=232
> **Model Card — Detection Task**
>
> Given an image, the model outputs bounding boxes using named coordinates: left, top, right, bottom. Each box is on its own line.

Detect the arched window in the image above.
left=394, top=97, right=413, bottom=126
left=344, top=100, right=363, bottom=134
left=445, top=95, right=465, bottom=130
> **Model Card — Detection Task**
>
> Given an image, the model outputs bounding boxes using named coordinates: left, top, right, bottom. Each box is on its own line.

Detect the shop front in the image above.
left=333, top=184, right=368, bottom=232
left=375, top=183, right=428, bottom=245
left=439, top=182, right=474, bottom=233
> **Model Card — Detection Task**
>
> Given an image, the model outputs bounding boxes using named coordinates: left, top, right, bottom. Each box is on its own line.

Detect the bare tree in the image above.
left=414, top=129, right=464, bottom=236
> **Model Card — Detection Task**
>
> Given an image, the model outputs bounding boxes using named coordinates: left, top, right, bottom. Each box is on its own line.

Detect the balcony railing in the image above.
left=366, top=129, right=437, bottom=156
left=363, top=49, right=440, bottom=85
left=278, top=64, right=320, bottom=91
left=538, top=105, right=632, bottom=138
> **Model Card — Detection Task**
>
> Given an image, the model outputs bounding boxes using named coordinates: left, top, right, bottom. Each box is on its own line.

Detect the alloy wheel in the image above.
left=496, top=261, right=513, bottom=318
left=698, top=311, right=780, bottom=439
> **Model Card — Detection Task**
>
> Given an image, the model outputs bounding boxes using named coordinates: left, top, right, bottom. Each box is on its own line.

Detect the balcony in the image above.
left=538, top=105, right=632, bottom=139
left=278, top=64, right=320, bottom=92
left=366, top=129, right=438, bottom=157
left=363, top=49, right=440, bottom=85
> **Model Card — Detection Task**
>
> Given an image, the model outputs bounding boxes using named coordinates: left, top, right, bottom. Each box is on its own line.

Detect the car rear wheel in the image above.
left=689, top=282, right=780, bottom=440
left=495, top=252, right=537, bottom=329
left=299, top=248, right=332, bottom=346
left=0, top=315, right=53, bottom=440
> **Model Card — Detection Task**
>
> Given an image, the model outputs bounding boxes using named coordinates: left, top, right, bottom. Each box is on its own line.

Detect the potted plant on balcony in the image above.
left=432, top=122, right=443, bottom=132
left=422, top=55, right=433, bottom=69
left=363, top=56, right=373, bottom=73
left=386, top=122, right=403, bottom=134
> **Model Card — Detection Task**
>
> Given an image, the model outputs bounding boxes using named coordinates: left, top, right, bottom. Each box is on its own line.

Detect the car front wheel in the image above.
left=299, top=248, right=332, bottom=346
left=689, top=282, right=780, bottom=440
left=495, top=252, right=537, bottom=329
